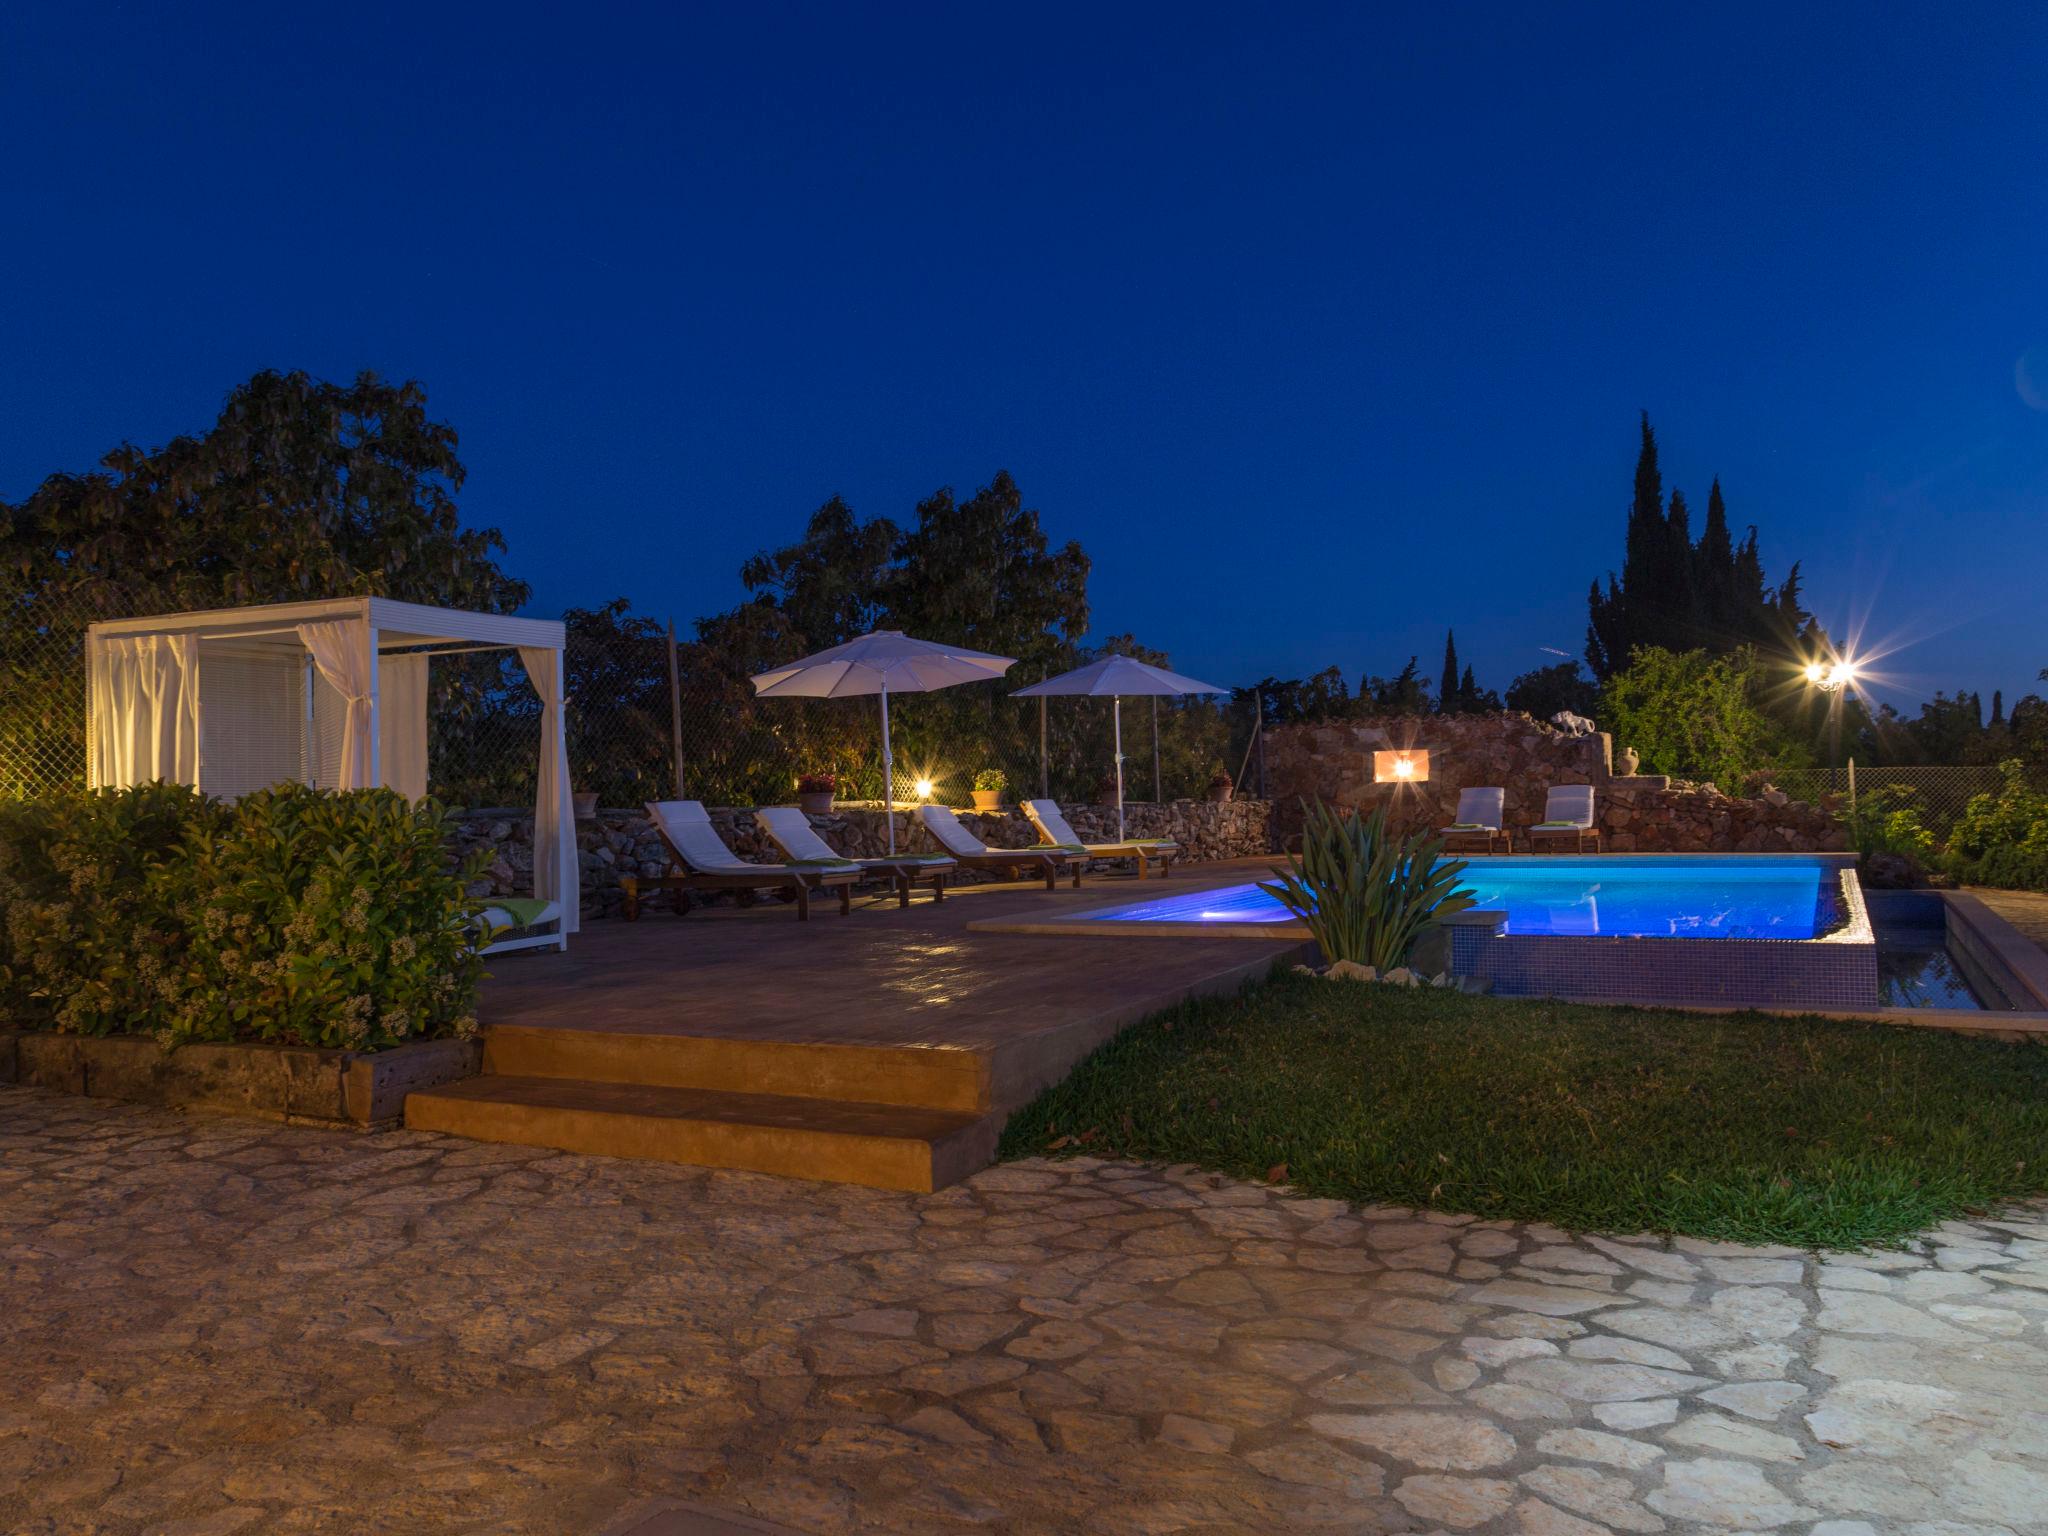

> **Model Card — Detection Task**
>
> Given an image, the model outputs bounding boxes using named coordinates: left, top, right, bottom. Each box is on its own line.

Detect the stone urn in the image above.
left=1615, top=746, right=1640, bottom=777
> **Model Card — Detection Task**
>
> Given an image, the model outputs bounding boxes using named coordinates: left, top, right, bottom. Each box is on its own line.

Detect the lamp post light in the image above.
left=1803, top=658, right=1859, bottom=694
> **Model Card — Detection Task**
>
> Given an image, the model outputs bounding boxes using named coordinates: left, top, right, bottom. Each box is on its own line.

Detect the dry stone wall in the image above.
left=453, top=797, right=1277, bottom=920
left=1261, top=713, right=1844, bottom=854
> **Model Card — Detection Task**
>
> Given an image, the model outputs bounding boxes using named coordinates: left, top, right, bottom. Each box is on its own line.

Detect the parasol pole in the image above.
left=878, top=676, right=896, bottom=855
left=1113, top=695, right=1126, bottom=841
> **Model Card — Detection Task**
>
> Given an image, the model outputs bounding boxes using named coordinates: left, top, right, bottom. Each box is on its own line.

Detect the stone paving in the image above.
left=4, top=1085, right=2047, bottom=1536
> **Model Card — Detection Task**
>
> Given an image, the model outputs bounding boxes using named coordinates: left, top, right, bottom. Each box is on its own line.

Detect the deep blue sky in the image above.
left=5, top=3, right=2045, bottom=713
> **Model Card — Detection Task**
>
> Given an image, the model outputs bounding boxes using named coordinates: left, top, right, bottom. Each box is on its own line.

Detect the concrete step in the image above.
left=481, top=1023, right=989, bottom=1115
left=403, top=1075, right=999, bottom=1193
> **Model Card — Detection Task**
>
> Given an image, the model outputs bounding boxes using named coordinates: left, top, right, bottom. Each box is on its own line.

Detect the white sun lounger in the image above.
left=1439, top=787, right=1507, bottom=855
left=918, top=805, right=1082, bottom=890
left=1020, top=799, right=1179, bottom=879
left=756, top=806, right=954, bottom=906
left=1526, top=784, right=1601, bottom=853
left=622, top=800, right=860, bottom=920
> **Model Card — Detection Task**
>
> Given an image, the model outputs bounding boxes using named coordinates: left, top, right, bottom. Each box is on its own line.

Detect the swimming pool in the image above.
left=1078, top=856, right=1846, bottom=940
left=966, top=854, right=1879, bottom=1009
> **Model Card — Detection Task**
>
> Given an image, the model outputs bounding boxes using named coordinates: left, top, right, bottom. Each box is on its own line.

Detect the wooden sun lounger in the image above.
left=622, top=801, right=860, bottom=920
left=1524, top=786, right=1602, bottom=854
left=755, top=807, right=954, bottom=908
left=1021, top=800, right=1179, bottom=879
left=919, top=805, right=1083, bottom=890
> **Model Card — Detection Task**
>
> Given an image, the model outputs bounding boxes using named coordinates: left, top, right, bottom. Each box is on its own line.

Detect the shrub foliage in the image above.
left=1944, top=760, right=2048, bottom=892
left=0, top=783, right=489, bottom=1050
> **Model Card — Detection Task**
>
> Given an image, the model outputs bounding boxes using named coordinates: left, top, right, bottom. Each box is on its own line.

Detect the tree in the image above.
left=1586, top=414, right=1812, bottom=679
left=1458, top=664, right=1501, bottom=712
left=1505, top=660, right=1599, bottom=721
left=0, top=370, right=527, bottom=797
left=1598, top=645, right=1810, bottom=792
left=1361, top=658, right=1431, bottom=715
left=0, top=369, right=526, bottom=618
left=738, top=495, right=895, bottom=648
left=1439, top=631, right=1461, bottom=714
left=888, top=471, right=1090, bottom=675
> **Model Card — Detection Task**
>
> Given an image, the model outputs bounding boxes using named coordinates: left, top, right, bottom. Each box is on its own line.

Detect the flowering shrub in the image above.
left=0, top=783, right=490, bottom=1050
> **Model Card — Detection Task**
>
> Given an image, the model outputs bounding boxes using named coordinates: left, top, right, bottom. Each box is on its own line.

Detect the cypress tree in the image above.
left=1695, top=478, right=1736, bottom=645
left=1440, top=630, right=1460, bottom=713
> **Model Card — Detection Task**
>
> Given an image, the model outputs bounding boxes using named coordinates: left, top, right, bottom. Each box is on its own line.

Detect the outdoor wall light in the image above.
left=913, top=777, right=935, bottom=801
left=1372, top=749, right=1429, bottom=784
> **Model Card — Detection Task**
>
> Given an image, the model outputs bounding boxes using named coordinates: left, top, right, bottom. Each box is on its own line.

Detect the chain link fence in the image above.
left=1769, top=763, right=2007, bottom=834
left=0, top=585, right=94, bottom=797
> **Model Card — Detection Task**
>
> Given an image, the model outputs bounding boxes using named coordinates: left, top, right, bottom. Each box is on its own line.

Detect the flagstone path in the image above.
left=4, top=1083, right=2045, bottom=1535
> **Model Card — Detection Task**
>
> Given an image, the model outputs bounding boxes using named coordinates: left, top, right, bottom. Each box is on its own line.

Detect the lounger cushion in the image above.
left=483, top=898, right=558, bottom=929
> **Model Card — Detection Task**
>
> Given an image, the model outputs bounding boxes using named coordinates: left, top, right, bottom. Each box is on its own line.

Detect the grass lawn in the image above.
left=999, top=971, right=2048, bottom=1249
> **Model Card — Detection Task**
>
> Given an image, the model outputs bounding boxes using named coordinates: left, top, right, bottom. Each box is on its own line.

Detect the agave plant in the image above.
left=1260, top=798, right=1475, bottom=970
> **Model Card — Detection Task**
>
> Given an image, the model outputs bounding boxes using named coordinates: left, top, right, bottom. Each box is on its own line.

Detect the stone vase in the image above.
left=1615, top=746, right=1640, bottom=777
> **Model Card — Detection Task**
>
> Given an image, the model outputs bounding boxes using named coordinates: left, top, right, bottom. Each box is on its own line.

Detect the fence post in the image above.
left=1039, top=695, right=1048, bottom=800
left=667, top=618, right=685, bottom=798
left=1152, top=696, right=1161, bottom=803
left=1847, top=756, right=1856, bottom=813
left=1256, top=690, right=1267, bottom=799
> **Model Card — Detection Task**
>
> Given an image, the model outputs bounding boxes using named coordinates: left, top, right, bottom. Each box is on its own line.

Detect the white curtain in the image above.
left=87, top=634, right=201, bottom=789
left=517, top=645, right=580, bottom=934
left=296, top=620, right=376, bottom=790
left=378, top=653, right=429, bottom=803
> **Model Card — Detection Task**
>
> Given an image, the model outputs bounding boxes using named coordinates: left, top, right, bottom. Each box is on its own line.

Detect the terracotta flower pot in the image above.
left=1208, top=782, right=1234, bottom=804
left=971, top=789, right=1003, bottom=812
left=797, top=791, right=834, bottom=815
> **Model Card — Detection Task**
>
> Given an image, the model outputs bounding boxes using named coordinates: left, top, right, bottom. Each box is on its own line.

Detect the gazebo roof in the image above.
left=86, top=595, right=562, bottom=652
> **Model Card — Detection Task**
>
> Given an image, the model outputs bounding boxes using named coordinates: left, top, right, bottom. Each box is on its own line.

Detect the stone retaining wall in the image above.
left=1262, top=713, right=1844, bottom=853
left=454, top=798, right=1278, bottom=920
left=0, top=1032, right=478, bottom=1129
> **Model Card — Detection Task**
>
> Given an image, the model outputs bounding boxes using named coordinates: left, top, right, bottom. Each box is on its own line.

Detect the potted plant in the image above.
left=796, top=772, right=836, bottom=815
left=971, top=768, right=1007, bottom=813
left=573, top=790, right=600, bottom=820
left=1207, top=764, right=1235, bottom=804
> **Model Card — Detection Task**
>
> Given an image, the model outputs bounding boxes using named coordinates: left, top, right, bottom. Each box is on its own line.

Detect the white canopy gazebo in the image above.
left=84, top=596, right=579, bottom=943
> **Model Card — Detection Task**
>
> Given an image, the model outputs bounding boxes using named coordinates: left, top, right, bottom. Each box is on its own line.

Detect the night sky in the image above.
left=5, top=3, right=2045, bottom=711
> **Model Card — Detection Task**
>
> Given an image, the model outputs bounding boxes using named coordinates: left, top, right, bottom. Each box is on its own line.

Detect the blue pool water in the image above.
left=1084, top=857, right=1840, bottom=939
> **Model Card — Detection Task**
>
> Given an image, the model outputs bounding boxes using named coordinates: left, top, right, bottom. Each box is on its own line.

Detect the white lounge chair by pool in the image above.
left=918, top=805, right=1081, bottom=890
left=1021, top=799, right=1179, bottom=879
left=1439, top=787, right=1507, bottom=856
left=1527, top=784, right=1601, bottom=854
left=757, top=806, right=954, bottom=907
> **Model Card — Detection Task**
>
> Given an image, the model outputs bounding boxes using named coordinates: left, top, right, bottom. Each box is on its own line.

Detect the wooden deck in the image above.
left=408, top=862, right=1304, bottom=1189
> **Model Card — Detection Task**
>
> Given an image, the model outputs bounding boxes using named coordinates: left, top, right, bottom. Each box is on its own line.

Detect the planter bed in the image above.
left=0, top=1031, right=479, bottom=1130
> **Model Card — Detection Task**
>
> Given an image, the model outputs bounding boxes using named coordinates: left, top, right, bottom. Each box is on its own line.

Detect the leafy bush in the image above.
left=1943, top=760, right=2048, bottom=891
left=973, top=768, right=1008, bottom=792
left=1599, top=645, right=1811, bottom=792
left=1261, top=799, right=1474, bottom=970
left=1840, top=784, right=1937, bottom=865
left=0, top=783, right=490, bottom=1050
